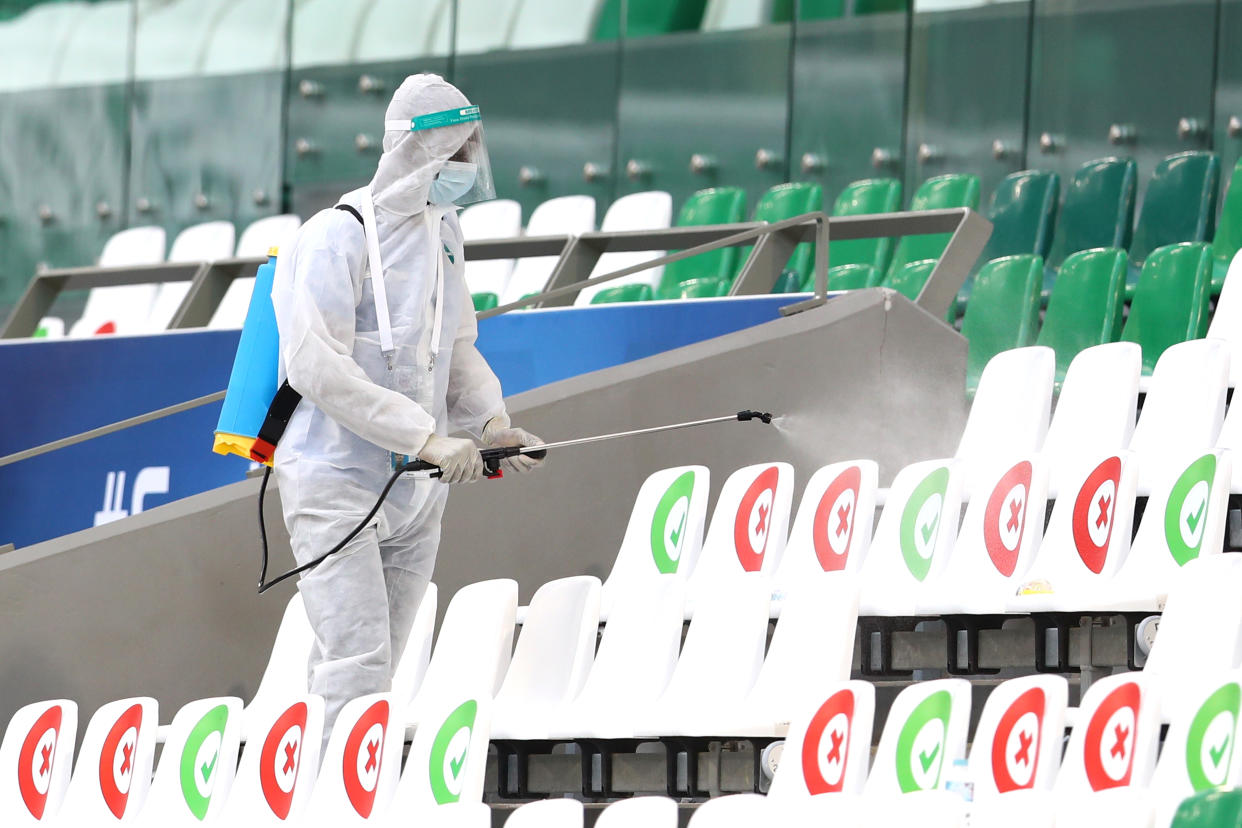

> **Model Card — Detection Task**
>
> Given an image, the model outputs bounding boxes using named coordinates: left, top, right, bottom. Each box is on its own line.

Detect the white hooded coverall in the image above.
left=270, top=75, right=506, bottom=735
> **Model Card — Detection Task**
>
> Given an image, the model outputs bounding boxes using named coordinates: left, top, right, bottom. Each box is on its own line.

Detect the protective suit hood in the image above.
left=370, top=74, right=477, bottom=216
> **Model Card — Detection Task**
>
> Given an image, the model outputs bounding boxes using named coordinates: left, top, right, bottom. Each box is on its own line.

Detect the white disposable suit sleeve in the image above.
left=272, top=210, right=438, bottom=457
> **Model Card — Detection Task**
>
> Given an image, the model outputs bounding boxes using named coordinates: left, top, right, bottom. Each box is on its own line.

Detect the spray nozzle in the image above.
left=737, top=410, right=774, bottom=424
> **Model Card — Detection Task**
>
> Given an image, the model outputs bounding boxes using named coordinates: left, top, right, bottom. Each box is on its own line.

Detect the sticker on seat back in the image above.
left=983, top=461, right=1032, bottom=577
left=812, top=466, right=862, bottom=571
left=18, top=704, right=63, bottom=819
left=1083, top=681, right=1141, bottom=791
left=1185, top=681, right=1240, bottom=791
left=343, top=699, right=388, bottom=818
left=260, top=702, right=308, bottom=820
left=1072, top=456, right=1122, bottom=574
left=428, top=699, right=479, bottom=804
left=801, top=688, right=856, bottom=794
left=99, top=703, right=144, bottom=819
left=735, top=466, right=781, bottom=571
left=899, top=467, right=950, bottom=581
left=1164, top=454, right=1216, bottom=566
left=179, top=703, right=230, bottom=820
left=650, top=471, right=696, bottom=574
left=990, top=686, right=1045, bottom=792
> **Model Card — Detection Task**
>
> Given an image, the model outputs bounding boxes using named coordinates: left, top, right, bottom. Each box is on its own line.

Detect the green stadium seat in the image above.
left=1171, top=789, right=1242, bottom=828
left=590, top=284, right=655, bottom=304
left=1131, top=152, right=1220, bottom=270
left=886, top=173, right=981, bottom=278
left=739, top=182, right=823, bottom=291
left=657, top=187, right=747, bottom=298
left=472, top=292, right=498, bottom=311
left=1035, top=247, right=1127, bottom=385
left=980, top=170, right=1060, bottom=264
left=795, top=0, right=844, bottom=19
left=666, top=277, right=731, bottom=299
left=595, top=0, right=707, bottom=39
left=1120, top=242, right=1213, bottom=375
left=884, top=258, right=937, bottom=302
left=823, top=262, right=883, bottom=291
left=828, top=177, right=902, bottom=276
left=960, top=254, right=1043, bottom=395
left=771, top=270, right=803, bottom=293
left=1046, top=157, right=1137, bottom=271
left=1211, top=158, right=1242, bottom=295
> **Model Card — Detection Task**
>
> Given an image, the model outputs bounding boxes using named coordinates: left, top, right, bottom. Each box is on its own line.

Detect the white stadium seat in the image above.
left=597, top=465, right=710, bottom=621
left=148, top=220, right=237, bottom=331
left=1217, top=393, right=1242, bottom=493
left=766, top=680, right=876, bottom=799
left=243, top=593, right=315, bottom=741
left=595, top=796, right=679, bottom=828
left=406, top=579, right=517, bottom=728
left=299, top=693, right=402, bottom=827
left=550, top=577, right=685, bottom=740
left=389, top=582, right=438, bottom=709
left=575, top=191, right=674, bottom=306
left=968, top=675, right=1068, bottom=798
left=1056, top=672, right=1160, bottom=796
left=685, top=462, right=794, bottom=614
left=209, top=213, right=302, bottom=330
left=55, top=697, right=158, bottom=824
left=770, top=460, right=879, bottom=604
left=685, top=793, right=771, bottom=827
left=218, top=695, right=324, bottom=825
left=489, top=576, right=600, bottom=740
left=858, top=458, right=965, bottom=616
left=70, top=226, right=167, bottom=337
left=505, top=797, right=584, bottom=828
left=460, top=199, right=523, bottom=299
left=0, top=699, right=77, bottom=825
left=501, top=195, right=597, bottom=305
left=131, top=696, right=243, bottom=826
left=1207, top=249, right=1242, bottom=387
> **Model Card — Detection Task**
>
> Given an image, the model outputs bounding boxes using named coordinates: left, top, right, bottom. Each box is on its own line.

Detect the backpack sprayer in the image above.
left=256, top=409, right=774, bottom=593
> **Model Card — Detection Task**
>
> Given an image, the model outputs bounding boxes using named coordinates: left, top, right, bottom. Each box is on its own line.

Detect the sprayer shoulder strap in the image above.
left=335, top=203, right=364, bottom=226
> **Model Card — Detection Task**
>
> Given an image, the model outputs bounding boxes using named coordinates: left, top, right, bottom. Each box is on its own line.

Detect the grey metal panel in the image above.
left=0, top=289, right=969, bottom=727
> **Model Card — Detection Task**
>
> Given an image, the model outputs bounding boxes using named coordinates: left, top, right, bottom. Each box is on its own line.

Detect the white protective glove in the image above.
left=417, top=434, right=484, bottom=484
left=482, top=414, right=545, bottom=474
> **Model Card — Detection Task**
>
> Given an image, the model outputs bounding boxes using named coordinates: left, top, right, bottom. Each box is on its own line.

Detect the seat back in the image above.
left=390, top=582, right=439, bottom=707
left=1121, top=242, right=1214, bottom=374
left=1218, top=386, right=1242, bottom=493
left=772, top=461, right=879, bottom=597
left=1131, top=152, right=1220, bottom=267
left=686, top=463, right=795, bottom=606
left=501, top=195, right=596, bottom=305
left=219, top=696, right=324, bottom=826
left=243, top=593, right=315, bottom=739
left=955, top=346, right=1055, bottom=495
left=1054, top=672, right=1160, bottom=795
left=136, top=697, right=242, bottom=825
left=575, top=191, right=674, bottom=306
left=302, top=693, right=402, bottom=822
left=767, top=680, right=875, bottom=798
left=1208, top=249, right=1242, bottom=388
left=734, top=182, right=823, bottom=289
left=960, top=255, right=1044, bottom=394
left=460, top=199, right=522, bottom=298
left=506, top=798, right=585, bottom=828
left=883, top=258, right=938, bottom=304
left=408, top=579, right=517, bottom=722
left=387, top=695, right=493, bottom=816
left=980, top=170, right=1061, bottom=263
left=590, top=284, right=653, bottom=304
left=553, top=577, right=686, bottom=738
left=1129, top=339, right=1230, bottom=489
left=490, top=576, right=601, bottom=739
left=71, top=226, right=167, bottom=337
left=1014, top=450, right=1139, bottom=596
left=1151, top=672, right=1242, bottom=828
left=1047, top=157, right=1137, bottom=269
left=658, top=187, right=748, bottom=294
left=858, top=459, right=965, bottom=616
left=1040, top=342, right=1140, bottom=496
left=509, top=0, right=605, bottom=48
left=968, top=675, right=1068, bottom=797
left=209, top=215, right=303, bottom=329
left=55, top=697, right=158, bottom=824
left=829, top=177, right=903, bottom=273
left=1171, top=788, right=1242, bottom=828
left=594, top=0, right=707, bottom=39
left=743, top=573, right=859, bottom=716
left=887, top=174, right=981, bottom=277
left=598, top=465, right=710, bottom=619
left=863, top=678, right=972, bottom=796
left=1145, top=556, right=1242, bottom=713
left=824, top=263, right=883, bottom=291
left=1035, top=247, right=1127, bottom=384
left=923, top=454, right=1050, bottom=615
left=148, top=221, right=238, bottom=331
left=1212, top=160, right=1242, bottom=292
left=596, top=796, right=680, bottom=828
left=0, top=699, right=77, bottom=825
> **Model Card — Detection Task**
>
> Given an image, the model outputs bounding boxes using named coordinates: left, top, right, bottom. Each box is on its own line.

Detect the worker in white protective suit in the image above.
left=270, top=74, right=543, bottom=738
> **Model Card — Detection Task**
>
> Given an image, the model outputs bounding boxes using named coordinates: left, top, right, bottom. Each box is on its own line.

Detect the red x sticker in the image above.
left=1072, top=457, right=1122, bottom=574
left=99, top=703, right=144, bottom=819
left=1083, top=681, right=1141, bottom=791
left=801, top=689, right=855, bottom=794
left=734, top=466, right=780, bottom=571
left=991, top=687, right=1045, bottom=792
left=17, top=704, right=62, bottom=819
left=260, top=702, right=308, bottom=820
left=983, top=461, right=1032, bottom=577
left=812, top=466, right=862, bottom=571
left=342, top=699, right=388, bottom=818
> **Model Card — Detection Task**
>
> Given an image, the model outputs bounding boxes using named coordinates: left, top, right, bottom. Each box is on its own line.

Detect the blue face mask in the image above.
left=429, top=161, right=477, bottom=205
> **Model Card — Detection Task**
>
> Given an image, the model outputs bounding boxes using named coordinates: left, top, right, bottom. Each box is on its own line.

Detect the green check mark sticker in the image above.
left=179, top=704, right=230, bottom=820
left=896, top=690, right=952, bottom=792
left=651, top=471, right=695, bottom=573
left=900, top=467, right=950, bottom=581
left=1187, top=682, right=1240, bottom=791
left=1165, top=454, right=1216, bottom=565
left=428, top=700, right=478, bottom=804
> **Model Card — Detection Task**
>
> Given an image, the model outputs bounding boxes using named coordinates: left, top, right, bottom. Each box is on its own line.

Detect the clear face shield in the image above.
left=385, top=105, right=496, bottom=207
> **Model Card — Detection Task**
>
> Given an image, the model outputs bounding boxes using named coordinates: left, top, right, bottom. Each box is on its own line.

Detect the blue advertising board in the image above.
left=0, top=295, right=801, bottom=548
